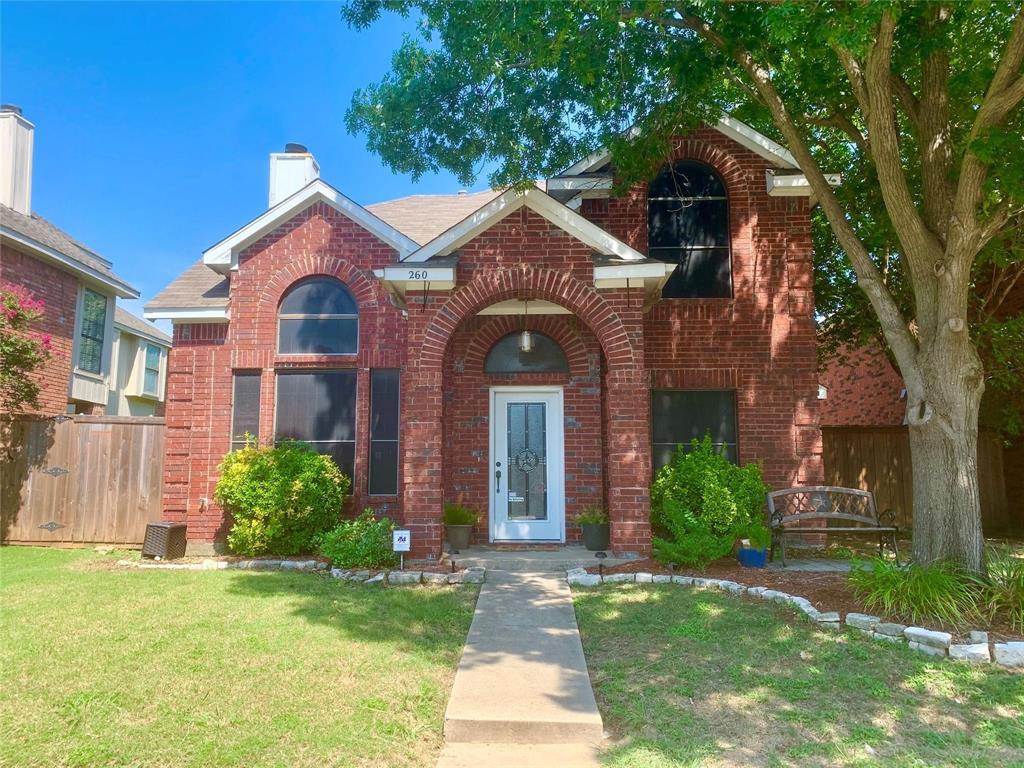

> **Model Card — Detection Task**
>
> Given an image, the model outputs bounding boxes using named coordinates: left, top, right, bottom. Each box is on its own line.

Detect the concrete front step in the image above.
left=443, top=571, right=605, bottom=745
left=448, top=545, right=636, bottom=573
left=436, top=741, right=602, bottom=768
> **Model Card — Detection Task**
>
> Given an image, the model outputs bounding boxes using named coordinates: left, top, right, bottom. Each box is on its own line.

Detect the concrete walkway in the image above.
left=437, top=570, right=604, bottom=767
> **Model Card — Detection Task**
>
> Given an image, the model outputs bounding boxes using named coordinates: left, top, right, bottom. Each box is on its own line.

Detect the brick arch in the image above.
left=419, top=267, right=637, bottom=373
left=662, top=134, right=753, bottom=201
left=257, top=257, right=380, bottom=318
left=462, top=314, right=596, bottom=378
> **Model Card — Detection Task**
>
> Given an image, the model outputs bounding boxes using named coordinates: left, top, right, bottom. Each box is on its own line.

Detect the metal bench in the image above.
left=767, top=486, right=899, bottom=567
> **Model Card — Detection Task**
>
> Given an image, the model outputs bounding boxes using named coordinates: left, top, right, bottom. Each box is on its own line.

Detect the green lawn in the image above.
left=574, top=585, right=1024, bottom=768
left=0, top=547, right=476, bottom=768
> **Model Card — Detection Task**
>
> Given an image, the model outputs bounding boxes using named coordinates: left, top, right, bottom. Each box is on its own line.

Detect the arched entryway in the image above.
left=401, top=266, right=652, bottom=559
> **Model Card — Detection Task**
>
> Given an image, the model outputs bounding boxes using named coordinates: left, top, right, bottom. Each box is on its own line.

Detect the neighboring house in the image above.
left=818, top=343, right=906, bottom=427
left=106, top=307, right=171, bottom=417
left=146, top=122, right=824, bottom=557
left=0, top=106, right=140, bottom=416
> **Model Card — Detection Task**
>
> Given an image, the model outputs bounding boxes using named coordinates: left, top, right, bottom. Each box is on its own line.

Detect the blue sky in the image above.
left=1, top=1, right=482, bottom=321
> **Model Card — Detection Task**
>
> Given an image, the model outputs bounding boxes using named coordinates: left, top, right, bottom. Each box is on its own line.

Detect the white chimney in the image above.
left=0, top=105, right=34, bottom=215
left=268, top=143, right=319, bottom=208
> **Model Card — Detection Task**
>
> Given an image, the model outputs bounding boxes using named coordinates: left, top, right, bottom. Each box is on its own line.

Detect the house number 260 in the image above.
left=407, top=270, right=428, bottom=280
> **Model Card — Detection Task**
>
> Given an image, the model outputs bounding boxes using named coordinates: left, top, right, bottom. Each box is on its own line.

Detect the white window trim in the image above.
left=71, top=286, right=114, bottom=381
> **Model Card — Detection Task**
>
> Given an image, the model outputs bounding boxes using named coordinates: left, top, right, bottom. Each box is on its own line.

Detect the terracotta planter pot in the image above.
left=581, top=522, right=610, bottom=552
left=445, top=524, right=473, bottom=551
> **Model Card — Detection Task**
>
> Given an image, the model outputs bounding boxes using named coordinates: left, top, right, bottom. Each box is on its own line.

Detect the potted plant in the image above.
left=736, top=523, right=771, bottom=568
left=577, top=506, right=610, bottom=551
left=443, top=503, right=478, bottom=552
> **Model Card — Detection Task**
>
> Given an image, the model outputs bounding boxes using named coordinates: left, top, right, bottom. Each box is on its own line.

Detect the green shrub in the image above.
left=848, top=558, right=981, bottom=628
left=651, top=436, right=769, bottom=568
left=979, top=546, right=1024, bottom=631
left=741, top=522, right=771, bottom=550
left=443, top=503, right=479, bottom=526
left=215, top=440, right=349, bottom=557
left=317, top=509, right=399, bottom=569
left=577, top=506, right=608, bottom=525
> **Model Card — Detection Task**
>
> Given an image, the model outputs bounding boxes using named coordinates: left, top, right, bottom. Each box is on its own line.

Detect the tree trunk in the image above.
left=907, top=336, right=986, bottom=572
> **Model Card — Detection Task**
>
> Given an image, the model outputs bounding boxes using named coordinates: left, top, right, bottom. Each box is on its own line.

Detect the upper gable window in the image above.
left=648, top=161, right=732, bottom=299
left=484, top=333, right=569, bottom=374
left=278, top=277, right=358, bottom=355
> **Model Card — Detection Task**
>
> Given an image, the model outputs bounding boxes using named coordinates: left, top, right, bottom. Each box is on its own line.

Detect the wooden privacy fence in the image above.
left=821, top=426, right=1011, bottom=533
left=1, top=415, right=166, bottom=546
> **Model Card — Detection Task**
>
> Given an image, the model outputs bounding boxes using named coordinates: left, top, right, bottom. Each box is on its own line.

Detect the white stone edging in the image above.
left=566, top=568, right=1023, bottom=671
left=116, top=558, right=484, bottom=586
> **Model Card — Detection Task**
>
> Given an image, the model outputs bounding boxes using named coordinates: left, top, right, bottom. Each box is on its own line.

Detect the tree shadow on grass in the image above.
left=225, top=570, right=478, bottom=657
left=574, top=585, right=1024, bottom=768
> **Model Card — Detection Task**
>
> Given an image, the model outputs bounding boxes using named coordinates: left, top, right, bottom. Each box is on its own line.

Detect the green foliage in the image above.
left=978, top=546, right=1024, bottom=632
left=742, top=523, right=771, bottom=551
left=316, top=509, right=399, bottom=569
left=0, top=283, right=52, bottom=413
left=577, top=506, right=609, bottom=525
left=848, top=558, right=981, bottom=629
left=651, top=436, right=769, bottom=568
left=215, top=440, right=349, bottom=557
left=442, top=502, right=479, bottom=526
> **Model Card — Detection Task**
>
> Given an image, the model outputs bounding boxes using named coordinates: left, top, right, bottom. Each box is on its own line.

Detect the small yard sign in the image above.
left=393, top=529, right=411, bottom=570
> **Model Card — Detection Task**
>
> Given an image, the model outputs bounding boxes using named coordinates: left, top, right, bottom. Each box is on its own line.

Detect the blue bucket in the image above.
left=737, top=547, right=768, bottom=568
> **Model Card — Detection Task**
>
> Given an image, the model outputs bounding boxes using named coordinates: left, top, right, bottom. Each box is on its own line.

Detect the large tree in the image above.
left=344, top=0, right=1024, bottom=572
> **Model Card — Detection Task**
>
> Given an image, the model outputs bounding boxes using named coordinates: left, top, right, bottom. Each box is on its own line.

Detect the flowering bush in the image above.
left=0, top=283, right=52, bottom=413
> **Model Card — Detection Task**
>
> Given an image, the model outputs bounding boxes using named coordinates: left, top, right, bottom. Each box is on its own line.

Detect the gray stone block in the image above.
left=329, top=568, right=349, bottom=579
left=874, top=622, right=907, bottom=637
left=462, top=568, right=486, bottom=584
left=909, top=640, right=946, bottom=658
left=949, top=643, right=990, bottom=663
left=968, top=630, right=989, bottom=644
left=603, top=573, right=635, bottom=584
left=566, top=567, right=588, bottom=579
left=567, top=573, right=602, bottom=587
left=252, top=560, right=282, bottom=571
left=814, top=611, right=841, bottom=623
left=388, top=571, right=423, bottom=585
left=364, top=573, right=385, bottom=585
left=652, top=574, right=672, bottom=584
left=873, top=632, right=905, bottom=644
left=904, top=626, right=952, bottom=649
left=846, top=613, right=881, bottom=632
left=422, top=572, right=450, bottom=585
left=347, top=570, right=370, bottom=582
left=447, top=572, right=465, bottom=585
left=634, top=572, right=654, bottom=584
left=994, top=642, right=1024, bottom=668
left=672, top=575, right=695, bottom=585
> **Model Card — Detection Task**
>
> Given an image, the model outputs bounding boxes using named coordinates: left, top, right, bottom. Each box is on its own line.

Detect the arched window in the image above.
left=648, top=161, right=732, bottom=298
left=277, top=277, right=358, bottom=354
left=484, top=333, right=569, bottom=374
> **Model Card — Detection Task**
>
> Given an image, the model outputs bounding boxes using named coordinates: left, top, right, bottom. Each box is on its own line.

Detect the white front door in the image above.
left=490, top=387, right=565, bottom=541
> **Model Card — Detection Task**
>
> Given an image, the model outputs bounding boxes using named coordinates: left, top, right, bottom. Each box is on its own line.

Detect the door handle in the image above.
left=495, top=462, right=502, bottom=493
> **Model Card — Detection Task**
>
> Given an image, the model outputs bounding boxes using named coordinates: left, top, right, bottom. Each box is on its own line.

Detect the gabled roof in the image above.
left=144, top=259, right=229, bottom=321
left=367, top=189, right=503, bottom=245
left=203, top=179, right=420, bottom=272
left=0, top=203, right=139, bottom=297
left=114, top=306, right=172, bottom=346
left=403, top=187, right=645, bottom=263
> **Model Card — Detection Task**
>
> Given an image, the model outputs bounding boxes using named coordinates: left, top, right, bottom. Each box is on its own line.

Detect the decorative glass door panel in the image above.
left=491, top=389, right=564, bottom=541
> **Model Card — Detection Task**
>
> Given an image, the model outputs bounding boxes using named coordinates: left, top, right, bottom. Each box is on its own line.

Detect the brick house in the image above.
left=0, top=106, right=167, bottom=417
left=145, top=120, right=823, bottom=558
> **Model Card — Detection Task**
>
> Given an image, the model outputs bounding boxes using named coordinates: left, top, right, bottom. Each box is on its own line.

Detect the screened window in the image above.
left=484, top=333, right=569, bottom=374
left=78, top=289, right=108, bottom=374
left=143, top=344, right=161, bottom=396
left=275, top=370, right=356, bottom=483
left=278, top=277, right=358, bottom=355
left=651, top=390, right=738, bottom=472
left=648, top=161, right=732, bottom=298
left=369, top=369, right=400, bottom=495
left=231, top=372, right=261, bottom=450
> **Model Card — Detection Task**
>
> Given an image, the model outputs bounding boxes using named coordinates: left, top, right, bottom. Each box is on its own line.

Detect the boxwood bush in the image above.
left=215, top=440, right=349, bottom=556
left=651, top=435, right=769, bottom=568
left=317, top=510, right=399, bottom=569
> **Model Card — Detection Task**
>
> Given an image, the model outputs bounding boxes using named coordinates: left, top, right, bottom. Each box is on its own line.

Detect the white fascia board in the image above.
left=143, top=306, right=229, bottom=323
left=545, top=177, right=613, bottom=193
left=203, top=179, right=420, bottom=272
left=404, top=188, right=645, bottom=263
left=113, top=322, right=172, bottom=348
left=593, top=262, right=674, bottom=288
left=0, top=228, right=139, bottom=298
left=715, top=116, right=798, bottom=169
left=765, top=170, right=842, bottom=196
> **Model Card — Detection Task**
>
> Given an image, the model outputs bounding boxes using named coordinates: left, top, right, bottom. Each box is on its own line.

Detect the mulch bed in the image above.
left=587, top=557, right=1021, bottom=642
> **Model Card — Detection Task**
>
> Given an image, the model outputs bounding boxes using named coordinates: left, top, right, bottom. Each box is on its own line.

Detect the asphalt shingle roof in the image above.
left=145, top=259, right=229, bottom=311
left=114, top=306, right=172, bottom=345
left=0, top=203, right=138, bottom=296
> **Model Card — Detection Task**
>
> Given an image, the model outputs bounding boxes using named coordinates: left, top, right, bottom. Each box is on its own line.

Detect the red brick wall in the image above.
left=818, top=344, right=905, bottom=427
left=0, top=244, right=77, bottom=415
left=582, top=128, right=823, bottom=490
